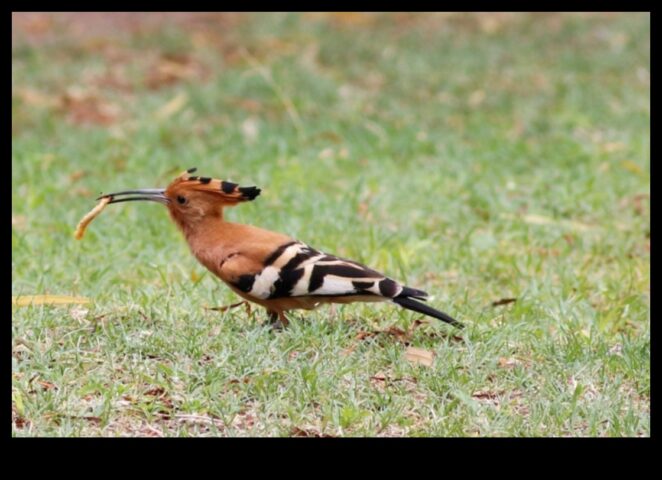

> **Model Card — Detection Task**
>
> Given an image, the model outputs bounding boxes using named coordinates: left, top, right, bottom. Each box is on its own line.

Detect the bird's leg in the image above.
left=206, top=301, right=248, bottom=312
left=266, top=310, right=289, bottom=330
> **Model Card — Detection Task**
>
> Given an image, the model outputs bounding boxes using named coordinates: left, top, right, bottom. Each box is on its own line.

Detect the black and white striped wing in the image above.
left=242, top=241, right=424, bottom=301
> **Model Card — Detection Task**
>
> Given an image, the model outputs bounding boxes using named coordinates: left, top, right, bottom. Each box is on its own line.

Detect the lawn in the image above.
left=12, top=12, right=650, bottom=436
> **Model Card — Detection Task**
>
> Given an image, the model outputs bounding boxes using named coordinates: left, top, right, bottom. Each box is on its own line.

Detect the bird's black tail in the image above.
left=393, top=296, right=464, bottom=329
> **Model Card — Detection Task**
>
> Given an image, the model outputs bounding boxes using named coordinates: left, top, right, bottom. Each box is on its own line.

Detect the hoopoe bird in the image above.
left=100, top=168, right=463, bottom=329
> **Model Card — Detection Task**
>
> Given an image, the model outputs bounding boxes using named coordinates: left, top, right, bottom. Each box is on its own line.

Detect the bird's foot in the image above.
left=269, top=319, right=286, bottom=331
left=267, top=311, right=290, bottom=330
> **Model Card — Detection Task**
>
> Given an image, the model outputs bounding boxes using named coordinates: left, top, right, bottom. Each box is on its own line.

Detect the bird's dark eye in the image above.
left=177, top=195, right=187, bottom=205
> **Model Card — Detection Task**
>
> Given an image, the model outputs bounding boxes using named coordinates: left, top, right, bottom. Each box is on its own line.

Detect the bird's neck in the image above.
left=178, top=214, right=224, bottom=243
left=168, top=206, right=222, bottom=237
left=176, top=215, right=236, bottom=273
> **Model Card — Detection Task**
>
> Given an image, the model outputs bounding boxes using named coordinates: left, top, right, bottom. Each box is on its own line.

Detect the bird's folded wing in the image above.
left=231, top=241, right=408, bottom=300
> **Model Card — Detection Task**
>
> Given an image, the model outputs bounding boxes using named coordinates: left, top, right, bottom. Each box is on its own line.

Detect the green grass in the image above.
left=12, top=12, right=649, bottom=436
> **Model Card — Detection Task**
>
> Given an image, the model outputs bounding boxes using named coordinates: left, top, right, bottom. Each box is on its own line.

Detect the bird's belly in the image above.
left=226, top=284, right=319, bottom=311
left=226, top=281, right=387, bottom=312
left=319, top=295, right=387, bottom=305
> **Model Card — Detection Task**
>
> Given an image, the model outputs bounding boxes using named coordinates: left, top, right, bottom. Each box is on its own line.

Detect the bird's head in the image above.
left=101, top=168, right=261, bottom=234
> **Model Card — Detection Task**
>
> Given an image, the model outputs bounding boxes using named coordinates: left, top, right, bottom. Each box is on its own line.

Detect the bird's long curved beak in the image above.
left=98, top=189, right=169, bottom=205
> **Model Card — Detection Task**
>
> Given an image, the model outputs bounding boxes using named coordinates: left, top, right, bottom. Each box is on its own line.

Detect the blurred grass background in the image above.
left=12, top=13, right=649, bottom=436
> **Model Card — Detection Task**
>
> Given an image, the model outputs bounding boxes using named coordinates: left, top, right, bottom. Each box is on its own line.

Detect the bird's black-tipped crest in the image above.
left=169, top=169, right=261, bottom=203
